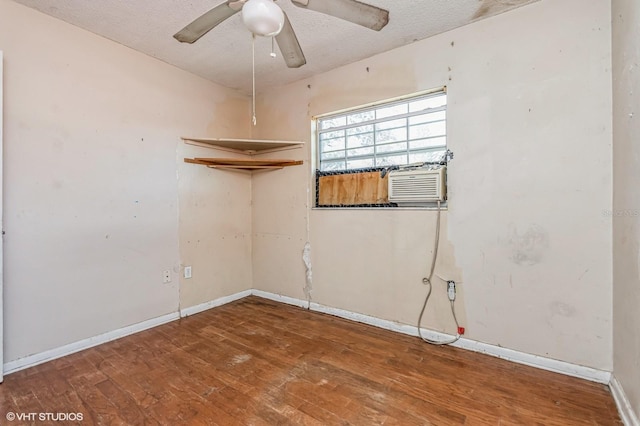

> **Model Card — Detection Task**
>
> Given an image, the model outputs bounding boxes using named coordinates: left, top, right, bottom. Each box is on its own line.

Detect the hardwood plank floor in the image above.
left=0, top=296, right=621, bottom=425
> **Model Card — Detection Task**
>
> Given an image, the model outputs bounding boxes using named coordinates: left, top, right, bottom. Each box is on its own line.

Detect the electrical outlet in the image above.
left=447, top=281, right=456, bottom=301
left=163, top=270, right=171, bottom=284
left=184, top=266, right=192, bottom=279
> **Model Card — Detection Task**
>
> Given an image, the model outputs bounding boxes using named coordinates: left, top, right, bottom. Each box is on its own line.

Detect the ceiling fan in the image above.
left=173, top=0, right=390, bottom=69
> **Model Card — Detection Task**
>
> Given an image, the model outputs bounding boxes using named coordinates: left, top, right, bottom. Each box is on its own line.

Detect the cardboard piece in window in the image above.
left=318, top=171, right=389, bottom=206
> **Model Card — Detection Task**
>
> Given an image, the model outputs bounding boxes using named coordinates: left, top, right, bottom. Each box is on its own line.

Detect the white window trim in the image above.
left=314, top=87, right=447, bottom=171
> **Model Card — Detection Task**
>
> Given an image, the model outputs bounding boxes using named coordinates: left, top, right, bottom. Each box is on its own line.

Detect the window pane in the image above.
left=347, top=158, right=375, bottom=169
left=409, top=149, right=447, bottom=163
left=347, top=132, right=374, bottom=149
left=409, top=95, right=446, bottom=112
left=376, top=118, right=406, bottom=131
left=320, top=116, right=346, bottom=130
left=376, top=127, right=407, bottom=144
left=409, top=111, right=446, bottom=125
left=321, top=160, right=346, bottom=171
left=347, top=146, right=374, bottom=158
left=409, top=121, right=446, bottom=140
left=321, top=150, right=346, bottom=160
left=410, top=137, right=446, bottom=150
left=320, top=130, right=345, bottom=140
left=346, top=124, right=374, bottom=135
left=347, top=110, right=375, bottom=124
left=376, top=154, right=407, bottom=167
left=376, top=141, right=407, bottom=154
left=320, top=137, right=345, bottom=153
left=376, top=103, right=407, bottom=119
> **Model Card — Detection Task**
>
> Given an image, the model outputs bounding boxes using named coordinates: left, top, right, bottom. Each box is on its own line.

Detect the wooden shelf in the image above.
left=182, top=137, right=304, bottom=172
left=182, top=137, right=304, bottom=155
left=184, top=157, right=303, bottom=172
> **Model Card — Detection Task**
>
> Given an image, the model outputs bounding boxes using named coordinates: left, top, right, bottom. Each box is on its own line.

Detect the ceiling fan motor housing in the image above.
left=242, top=0, right=285, bottom=36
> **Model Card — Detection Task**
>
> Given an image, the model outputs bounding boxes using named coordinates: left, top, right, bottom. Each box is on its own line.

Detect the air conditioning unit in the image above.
left=388, top=167, right=446, bottom=205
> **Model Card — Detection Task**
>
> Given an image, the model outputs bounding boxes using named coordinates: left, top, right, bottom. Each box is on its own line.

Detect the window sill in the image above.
left=312, top=205, right=448, bottom=211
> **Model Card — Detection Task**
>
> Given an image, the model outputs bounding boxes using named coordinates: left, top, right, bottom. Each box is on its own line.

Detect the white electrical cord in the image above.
left=417, top=200, right=461, bottom=346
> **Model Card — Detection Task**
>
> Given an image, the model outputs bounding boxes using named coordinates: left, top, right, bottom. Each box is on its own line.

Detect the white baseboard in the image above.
left=180, top=289, right=252, bottom=317
left=3, top=289, right=613, bottom=389
left=251, top=289, right=310, bottom=309
left=251, top=290, right=612, bottom=384
left=610, top=375, right=640, bottom=426
left=3, top=290, right=252, bottom=375
left=3, top=311, right=180, bottom=375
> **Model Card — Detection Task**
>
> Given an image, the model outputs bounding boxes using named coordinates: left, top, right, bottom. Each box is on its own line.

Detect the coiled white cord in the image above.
left=417, top=200, right=461, bottom=345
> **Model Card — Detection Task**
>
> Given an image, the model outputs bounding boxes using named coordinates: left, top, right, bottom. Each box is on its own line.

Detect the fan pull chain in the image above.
left=270, top=37, right=276, bottom=58
left=252, top=34, right=257, bottom=126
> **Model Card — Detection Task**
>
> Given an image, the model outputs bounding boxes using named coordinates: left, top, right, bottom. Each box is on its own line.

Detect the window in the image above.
left=317, top=89, right=447, bottom=172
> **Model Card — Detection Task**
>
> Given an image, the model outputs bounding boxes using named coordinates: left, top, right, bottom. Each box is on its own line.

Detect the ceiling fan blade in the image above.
left=174, top=1, right=241, bottom=43
left=275, top=13, right=307, bottom=68
left=291, top=0, right=389, bottom=31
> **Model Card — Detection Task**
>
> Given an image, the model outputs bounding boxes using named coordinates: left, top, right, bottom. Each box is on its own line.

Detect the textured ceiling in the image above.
left=13, top=0, right=538, bottom=94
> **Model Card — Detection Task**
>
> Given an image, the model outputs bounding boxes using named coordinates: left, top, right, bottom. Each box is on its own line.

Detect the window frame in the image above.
left=310, top=86, right=453, bottom=210
left=314, top=87, right=448, bottom=172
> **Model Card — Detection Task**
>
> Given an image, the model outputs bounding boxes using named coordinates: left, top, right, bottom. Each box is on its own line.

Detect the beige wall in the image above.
left=0, top=0, right=620, bottom=377
left=0, top=0, right=250, bottom=363
left=252, top=0, right=613, bottom=370
left=178, top=94, right=253, bottom=310
left=178, top=142, right=253, bottom=309
left=612, top=0, right=640, bottom=418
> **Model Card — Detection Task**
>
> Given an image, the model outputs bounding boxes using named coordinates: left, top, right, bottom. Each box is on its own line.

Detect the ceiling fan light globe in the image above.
left=242, top=0, right=285, bottom=37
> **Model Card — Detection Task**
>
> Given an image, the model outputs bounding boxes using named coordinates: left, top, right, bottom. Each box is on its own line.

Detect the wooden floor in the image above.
left=0, top=296, right=621, bottom=425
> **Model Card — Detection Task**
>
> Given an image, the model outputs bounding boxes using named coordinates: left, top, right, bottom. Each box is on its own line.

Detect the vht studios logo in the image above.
left=5, top=412, right=84, bottom=422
